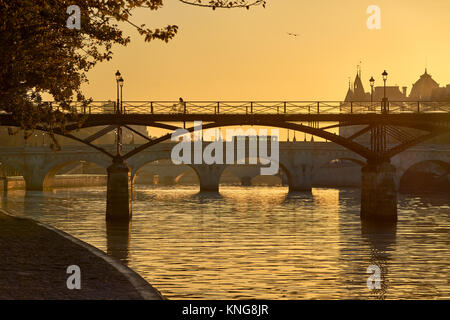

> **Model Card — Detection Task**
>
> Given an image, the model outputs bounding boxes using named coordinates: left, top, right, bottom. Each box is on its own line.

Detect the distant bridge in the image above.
left=0, top=142, right=448, bottom=191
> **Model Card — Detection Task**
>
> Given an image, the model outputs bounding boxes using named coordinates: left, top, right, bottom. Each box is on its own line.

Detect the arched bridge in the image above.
left=0, top=143, right=448, bottom=192
left=1, top=100, right=449, bottom=223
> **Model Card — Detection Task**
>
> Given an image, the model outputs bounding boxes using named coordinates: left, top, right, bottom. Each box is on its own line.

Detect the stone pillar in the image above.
left=280, top=172, right=289, bottom=186
left=191, top=164, right=226, bottom=193
left=106, top=157, right=132, bottom=222
left=240, top=176, right=252, bottom=186
left=287, top=164, right=313, bottom=192
left=361, top=162, right=397, bottom=222
left=24, top=171, right=48, bottom=191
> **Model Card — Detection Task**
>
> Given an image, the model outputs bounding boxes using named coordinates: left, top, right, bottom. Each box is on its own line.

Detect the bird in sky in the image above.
left=287, top=32, right=300, bottom=37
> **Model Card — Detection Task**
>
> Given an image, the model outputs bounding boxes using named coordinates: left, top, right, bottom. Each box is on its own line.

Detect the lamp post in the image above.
left=382, top=70, right=388, bottom=114
left=119, top=76, right=124, bottom=113
left=115, top=70, right=121, bottom=114
left=369, top=76, right=375, bottom=103
left=382, top=70, right=388, bottom=98
left=114, top=71, right=124, bottom=156
left=369, top=76, right=375, bottom=111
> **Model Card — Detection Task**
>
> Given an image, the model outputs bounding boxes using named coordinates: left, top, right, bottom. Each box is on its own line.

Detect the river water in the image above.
left=1, top=186, right=449, bottom=299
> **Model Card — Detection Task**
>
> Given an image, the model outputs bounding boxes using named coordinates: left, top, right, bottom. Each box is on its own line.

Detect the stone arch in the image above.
left=317, top=156, right=366, bottom=170
left=219, top=157, right=298, bottom=191
left=174, top=171, right=187, bottom=184
left=312, top=156, right=365, bottom=188
left=218, top=167, right=242, bottom=185
left=128, top=153, right=172, bottom=179
left=393, top=150, right=450, bottom=179
left=130, top=155, right=198, bottom=186
left=311, top=149, right=364, bottom=173
left=132, top=169, right=157, bottom=185
left=216, top=157, right=292, bottom=190
left=220, top=164, right=285, bottom=187
left=0, top=149, right=111, bottom=191
left=0, top=158, right=25, bottom=177
left=315, top=152, right=366, bottom=169
left=399, top=160, right=450, bottom=194
left=43, top=159, right=106, bottom=189
left=0, top=159, right=26, bottom=192
left=174, top=170, right=198, bottom=185
left=42, top=158, right=108, bottom=189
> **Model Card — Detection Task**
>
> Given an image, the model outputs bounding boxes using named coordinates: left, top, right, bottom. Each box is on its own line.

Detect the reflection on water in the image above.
left=1, top=186, right=449, bottom=299
left=106, top=221, right=131, bottom=264
left=361, top=221, right=397, bottom=300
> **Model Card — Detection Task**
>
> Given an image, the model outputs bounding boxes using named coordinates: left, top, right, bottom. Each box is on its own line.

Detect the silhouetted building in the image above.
left=344, top=71, right=371, bottom=101
left=372, top=86, right=407, bottom=101
left=344, top=70, right=407, bottom=102
left=409, top=69, right=440, bottom=101
left=431, top=85, right=450, bottom=101
left=344, top=68, right=449, bottom=102
left=341, top=68, right=450, bottom=144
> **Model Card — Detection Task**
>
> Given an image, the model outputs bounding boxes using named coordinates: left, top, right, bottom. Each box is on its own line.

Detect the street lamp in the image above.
left=382, top=70, right=388, bottom=113
left=115, top=70, right=121, bottom=113
left=114, top=70, right=124, bottom=156
left=382, top=70, right=388, bottom=99
left=119, top=76, right=124, bottom=113
left=369, top=76, right=375, bottom=103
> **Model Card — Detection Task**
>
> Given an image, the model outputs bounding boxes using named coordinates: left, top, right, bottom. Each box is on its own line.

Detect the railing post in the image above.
left=251, top=102, right=253, bottom=114
left=217, top=102, right=220, bottom=114
left=351, top=102, right=353, bottom=114
left=284, top=102, right=287, bottom=114
left=317, top=102, right=320, bottom=114
left=89, top=105, right=91, bottom=114
left=417, top=101, right=420, bottom=113
left=151, top=102, right=153, bottom=114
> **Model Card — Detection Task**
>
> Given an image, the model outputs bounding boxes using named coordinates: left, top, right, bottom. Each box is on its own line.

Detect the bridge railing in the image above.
left=9, top=101, right=450, bottom=115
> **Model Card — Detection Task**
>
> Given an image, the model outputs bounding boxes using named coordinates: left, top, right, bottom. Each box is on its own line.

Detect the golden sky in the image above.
left=82, top=0, right=450, bottom=101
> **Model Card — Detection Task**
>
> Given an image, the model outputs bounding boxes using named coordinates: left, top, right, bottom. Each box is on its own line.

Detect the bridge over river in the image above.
left=1, top=100, right=449, bottom=223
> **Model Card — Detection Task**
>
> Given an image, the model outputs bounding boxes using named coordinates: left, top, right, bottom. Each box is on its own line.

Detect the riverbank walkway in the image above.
left=0, top=209, right=163, bottom=300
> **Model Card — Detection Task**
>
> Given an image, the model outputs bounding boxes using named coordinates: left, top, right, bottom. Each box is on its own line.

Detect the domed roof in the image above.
left=409, top=69, right=439, bottom=100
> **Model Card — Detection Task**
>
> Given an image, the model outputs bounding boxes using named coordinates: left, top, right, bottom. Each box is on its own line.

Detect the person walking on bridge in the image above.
left=178, top=97, right=186, bottom=114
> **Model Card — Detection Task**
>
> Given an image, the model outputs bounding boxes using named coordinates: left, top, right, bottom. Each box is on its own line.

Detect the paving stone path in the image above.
left=0, top=210, right=162, bottom=300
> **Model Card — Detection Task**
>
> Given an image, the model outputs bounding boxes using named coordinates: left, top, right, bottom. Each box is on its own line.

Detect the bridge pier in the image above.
left=106, top=157, right=132, bottom=222
left=23, top=170, right=49, bottom=191
left=240, top=176, right=252, bottom=186
left=287, top=164, right=313, bottom=192
left=360, top=161, right=398, bottom=222
left=191, top=164, right=227, bottom=193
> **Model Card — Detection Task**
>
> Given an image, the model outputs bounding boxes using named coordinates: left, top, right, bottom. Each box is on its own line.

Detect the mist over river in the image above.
left=1, top=186, right=449, bottom=299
